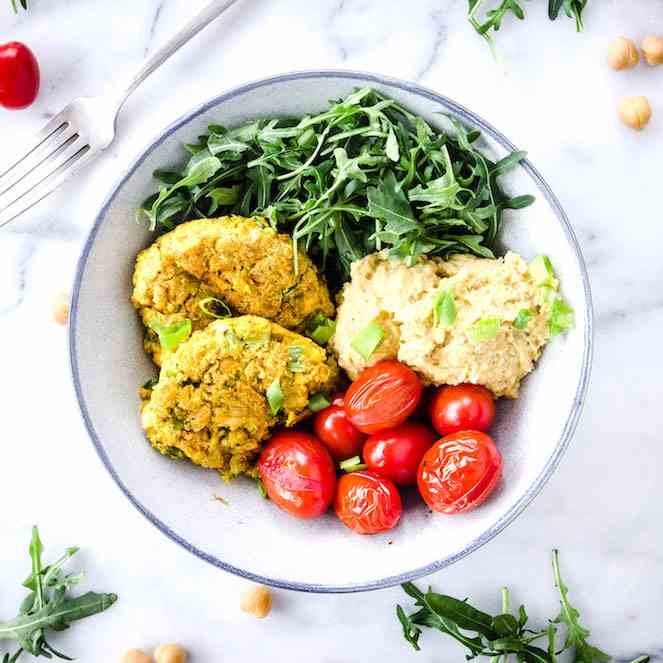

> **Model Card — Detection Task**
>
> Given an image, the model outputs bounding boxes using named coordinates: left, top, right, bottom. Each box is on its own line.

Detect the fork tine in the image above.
left=0, top=127, right=80, bottom=198
left=0, top=115, right=72, bottom=182
left=0, top=141, right=93, bottom=229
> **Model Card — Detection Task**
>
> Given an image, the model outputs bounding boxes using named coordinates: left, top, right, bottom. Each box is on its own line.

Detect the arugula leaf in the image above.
left=0, top=527, right=117, bottom=663
left=396, top=551, right=623, bottom=663
left=552, top=550, right=610, bottom=663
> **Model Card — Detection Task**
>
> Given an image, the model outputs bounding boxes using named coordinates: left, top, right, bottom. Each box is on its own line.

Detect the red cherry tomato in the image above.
left=417, top=431, right=502, bottom=514
left=0, top=42, right=40, bottom=110
left=313, top=393, right=367, bottom=462
left=429, top=384, right=495, bottom=436
left=363, top=422, right=436, bottom=485
left=334, top=471, right=402, bottom=534
left=258, top=431, right=336, bottom=519
left=344, top=360, right=422, bottom=434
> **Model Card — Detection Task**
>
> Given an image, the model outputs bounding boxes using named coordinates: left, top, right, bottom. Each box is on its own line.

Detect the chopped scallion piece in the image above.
left=198, top=297, right=231, bottom=319
left=513, top=308, right=532, bottom=330
left=469, top=319, right=501, bottom=342
left=307, top=314, right=336, bottom=345
left=308, top=392, right=331, bottom=412
left=432, top=287, right=456, bottom=328
left=339, top=456, right=368, bottom=473
left=266, top=378, right=284, bottom=415
left=529, top=255, right=557, bottom=288
left=287, top=346, right=306, bottom=373
left=255, top=476, right=268, bottom=499
left=351, top=321, right=384, bottom=360
left=549, top=297, right=575, bottom=337
left=148, top=318, right=192, bottom=352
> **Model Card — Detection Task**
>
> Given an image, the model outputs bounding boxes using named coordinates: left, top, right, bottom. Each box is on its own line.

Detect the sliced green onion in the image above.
left=432, top=287, right=456, bottom=328
left=351, top=321, right=384, bottom=360
left=308, top=392, right=331, bottom=412
left=266, top=378, right=284, bottom=415
left=148, top=318, right=192, bottom=352
left=339, top=456, right=368, bottom=473
left=287, top=346, right=306, bottom=373
left=255, top=476, right=268, bottom=499
left=513, top=309, right=532, bottom=330
left=469, top=319, right=501, bottom=342
left=539, top=285, right=558, bottom=307
left=245, top=327, right=271, bottom=349
left=307, top=314, right=336, bottom=345
left=549, top=297, right=575, bottom=337
left=529, top=255, right=557, bottom=288
left=199, top=297, right=231, bottom=319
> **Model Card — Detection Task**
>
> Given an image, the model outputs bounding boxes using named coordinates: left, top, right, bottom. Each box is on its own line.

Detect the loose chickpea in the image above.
left=240, top=584, right=273, bottom=618
left=52, top=290, right=70, bottom=325
left=618, top=96, right=652, bottom=130
left=608, top=36, right=640, bottom=70
left=641, top=36, right=663, bottom=65
left=154, top=644, right=187, bottom=663
left=120, top=650, right=153, bottom=663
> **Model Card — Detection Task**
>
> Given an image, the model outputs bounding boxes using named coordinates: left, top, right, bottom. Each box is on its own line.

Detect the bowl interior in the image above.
left=70, top=72, right=591, bottom=592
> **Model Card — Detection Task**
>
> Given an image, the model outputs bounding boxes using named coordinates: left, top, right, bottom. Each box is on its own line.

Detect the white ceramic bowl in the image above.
left=69, top=71, right=592, bottom=592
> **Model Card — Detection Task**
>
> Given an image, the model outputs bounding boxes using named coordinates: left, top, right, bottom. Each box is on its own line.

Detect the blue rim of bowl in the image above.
left=69, top=69, right=593, bottom=594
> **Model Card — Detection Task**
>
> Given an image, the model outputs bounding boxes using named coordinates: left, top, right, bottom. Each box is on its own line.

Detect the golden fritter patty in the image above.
left=132, top=215, right=334, bottom=365
left=141, top=316, right=339, bottom=481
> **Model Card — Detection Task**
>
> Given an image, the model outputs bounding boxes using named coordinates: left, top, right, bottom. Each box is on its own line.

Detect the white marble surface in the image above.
left=1, top=1, right=662, bottom=662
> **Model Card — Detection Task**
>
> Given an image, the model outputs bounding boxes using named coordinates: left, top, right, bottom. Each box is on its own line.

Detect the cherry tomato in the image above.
left=363, top=422, right=436, bottom=485
left=417, top=431, right=502, bottom=514
left=313, top=393, right=367, bottom=462
left=0, top=42, right=40, bottom=110
left=344, top=360, right=422, bottom=434
left=429, top=384, right=495, bottom=436
left=334, top=471, right=402, bottom=534
left=258, top=431, right=336, bottom=519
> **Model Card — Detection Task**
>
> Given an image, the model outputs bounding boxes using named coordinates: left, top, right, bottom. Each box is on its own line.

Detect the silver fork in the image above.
left=0, top=0, right=240, bottom=229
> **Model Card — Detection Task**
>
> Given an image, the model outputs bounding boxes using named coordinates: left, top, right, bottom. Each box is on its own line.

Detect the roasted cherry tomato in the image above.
left=334, top=471, right=402, bottom=534
left=344, top=360, right=422, bottom=434
left=258, top=431, right=336, bottom=519
left=417, top=431, right=502, bottom=514
left=429, top=384, right=495, bottom=436
left=363, top=422, right=436, bottom=485
left=313, top=393, right=367, bottom=462
left=0, top=42, right=40, bottom=110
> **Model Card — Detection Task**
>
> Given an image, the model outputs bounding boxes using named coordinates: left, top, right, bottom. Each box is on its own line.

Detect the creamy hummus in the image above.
left=331, top=251, right=551, bottom=398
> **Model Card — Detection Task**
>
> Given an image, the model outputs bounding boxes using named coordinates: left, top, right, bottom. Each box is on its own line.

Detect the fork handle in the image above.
left=117, top=0, right=240, bottom=107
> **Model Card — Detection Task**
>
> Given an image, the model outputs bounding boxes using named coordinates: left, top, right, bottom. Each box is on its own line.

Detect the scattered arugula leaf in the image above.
left=9, top=0, right=28, bottom=12
left=0, top=527, right=117, bottom=663
left=396, top=550, right=641, bottom=663
left=468, top=1, right=589, bottom=47
left=141, top=88, right=532, bottom=288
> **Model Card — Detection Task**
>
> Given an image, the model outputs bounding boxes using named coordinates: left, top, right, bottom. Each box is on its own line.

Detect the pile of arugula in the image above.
left=397, top=550, right=647, bottom=663
left=141, top=87, right=533, bottom=287
left=0, top=527, right=117, bottom=663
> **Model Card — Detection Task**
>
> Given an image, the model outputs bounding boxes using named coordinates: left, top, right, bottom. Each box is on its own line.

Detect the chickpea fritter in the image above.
left=132, top=216, right=335, bottom=365
left=141, top=316, right=338, bottom=481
